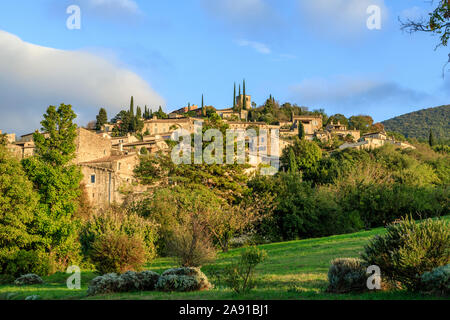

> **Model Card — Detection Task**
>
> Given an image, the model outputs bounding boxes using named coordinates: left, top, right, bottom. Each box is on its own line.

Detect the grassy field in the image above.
left=1, top=218, right=449, bottom=301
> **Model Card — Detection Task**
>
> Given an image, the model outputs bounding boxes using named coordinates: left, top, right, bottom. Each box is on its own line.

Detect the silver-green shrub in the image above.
left=117, top=271, right=141, bottom=292
left=136, top=271, right=160, bottom=291
left=156, top=267, right=211, bottom=292
left=362, top=217, right=450, bottom=291
left=327, top=258, right=368, bottom=293
left=421, top=264, right=450, bottom=296
left=14, top=274, right=44, bottom=286
left=87, top=270, right=161, bottom=296
left=87, top=273, right=120, bottom=296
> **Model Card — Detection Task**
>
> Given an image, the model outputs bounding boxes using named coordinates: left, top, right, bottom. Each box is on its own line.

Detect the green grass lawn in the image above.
left=1, top=218, right=449, bottom=301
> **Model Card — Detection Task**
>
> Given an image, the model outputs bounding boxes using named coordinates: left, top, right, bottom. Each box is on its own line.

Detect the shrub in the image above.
left=265, top=174, right=363, bottom=241
left=87, top=273, right=120, bottom=296
left=362, top=217, right=450, bottom=291
left=80, top=207, right=158, bottom=264
left=136, top=185, right=224, bottom=256
left=136, top=271, right=160, bottom=291
left=0, top=274, right=15, bottom=285
left=224, top=246, right=267, bottom=293
left=420, top=264, right=450, bottom=296
left=156, top=267, right=211, bottom=292
left=87, top=270, right=161, bottom=296
left=168, top=220, right=216, bottom=267
left=116, top=271, right=142, bottom=292
left=327, top=258, right=368, bottom=293
left=14, top=274, right=44, bottom=286
left=1, top=250, right=51, bottom=278
left=90, top=233, right=147, bottom=275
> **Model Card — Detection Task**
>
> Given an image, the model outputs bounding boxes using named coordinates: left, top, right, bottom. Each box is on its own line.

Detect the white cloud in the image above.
left=298, top=0, right=388, bottom=38
left=289, top=75, right=431, bottom=121
left=0, top=30, right=164, bottom=135
left=236, top=39, right=271, bottom=54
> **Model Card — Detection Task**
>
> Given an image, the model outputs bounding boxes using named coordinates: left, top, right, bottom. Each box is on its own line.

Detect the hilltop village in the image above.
left=2, top=88, right=415, bottom=209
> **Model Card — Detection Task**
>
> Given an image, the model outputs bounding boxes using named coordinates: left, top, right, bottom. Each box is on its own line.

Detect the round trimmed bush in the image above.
left=327, top=258, right=368, bottom=293
left=362, top=217, right=450, bottom=291
left=156, top=267, right=211, bottom=292
left=14, top=274, right=44, bottom=286
left=421, top=264, right=450, bottom=296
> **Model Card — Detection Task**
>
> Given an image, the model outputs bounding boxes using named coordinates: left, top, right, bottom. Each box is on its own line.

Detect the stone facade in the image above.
left=142, top=117, right=200, bottom=135
left=339, top=131, right=416, bottom=151
left=292, top=115, right=323, bottom=136
left=74, top=128, right=112, bottom=164
left=236, top=94, right=252, bottom=110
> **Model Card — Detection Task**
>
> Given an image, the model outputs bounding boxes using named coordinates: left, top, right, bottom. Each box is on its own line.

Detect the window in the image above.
left=91, top=174, right=96, bottom=184
left=118, top=162, right=121, bottom=170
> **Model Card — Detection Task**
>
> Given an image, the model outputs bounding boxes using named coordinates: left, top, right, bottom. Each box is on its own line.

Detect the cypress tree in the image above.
left=238, top=85, right=241, bottom=109
left=298, top=121, right=305, bottom=140
left=242, top=79, right=246, bottom=110
left=202, top=95, right=206, bottom=117
left=130, top=96, right=134, bottom=117
left=429, top=129, right=437, bottom=147
left=288, top=148, right=298, bottom=173
left=136, top=106, right=142, bottom=119
left=233, top=82, right=236, bottom=109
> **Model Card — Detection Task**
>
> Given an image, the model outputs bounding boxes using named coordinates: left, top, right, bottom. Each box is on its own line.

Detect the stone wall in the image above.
left=80, top=165, right=119, bottom=207
left=74, top=128, right=112, bottom=164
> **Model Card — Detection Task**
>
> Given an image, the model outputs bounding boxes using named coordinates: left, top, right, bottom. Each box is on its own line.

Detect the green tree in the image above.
left=154, top=106, right=168, bottom=119
left=242, top=79, right=247, bottom=110
left=0, top=133, right=7, bottom=146
left=298, top=121, right=305, bottom=140
left=327, top=114, right=349, bottom=127
left=32, top=104, right=78, bottom=166
left=136, top=106, right=142, bottom=119
left=429, top=129, right=437, bottom=146
left=238, top=84, right=241, bottom=109
left=281, top=138, right=322, bottom=172
left=112, top=110, right=131, bottom=136
left=22, top=104, right=83, bottom=271
left=233, top=82, right=236, bottom=109
left=288, top=148, right=298, bottom=173
left=95, top=108, right=108, bottom=131
left=349, top=115, right=374, bottom=133
left=0, top=145, right=48, bottom=276
left=129, top=96, right=134, bottom=117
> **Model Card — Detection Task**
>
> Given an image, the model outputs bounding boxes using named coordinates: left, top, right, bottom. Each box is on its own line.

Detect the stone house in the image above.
left=142, top=117, right=199, bottom=135
left=339, top=131, right=416, bottom=151
left=292, top=115, right=323, bottom=136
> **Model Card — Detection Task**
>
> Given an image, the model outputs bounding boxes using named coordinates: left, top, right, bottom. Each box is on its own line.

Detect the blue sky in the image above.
left=0, top=0, right=449, bottom=135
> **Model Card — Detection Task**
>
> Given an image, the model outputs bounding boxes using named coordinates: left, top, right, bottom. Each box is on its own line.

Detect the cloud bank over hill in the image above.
left=0, top=30, right=164, bottom=135
left=289, top=75, right=434, bottom=122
